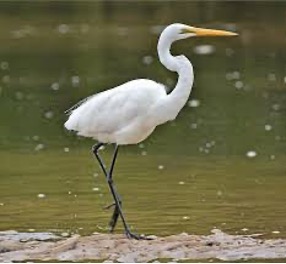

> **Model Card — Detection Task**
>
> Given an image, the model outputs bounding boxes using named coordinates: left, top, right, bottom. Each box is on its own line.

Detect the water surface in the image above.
left=0, top=2, right=285, bottom=238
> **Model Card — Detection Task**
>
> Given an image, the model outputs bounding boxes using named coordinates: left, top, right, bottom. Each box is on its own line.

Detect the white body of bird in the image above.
left=64, top=23, right=237, bottom=239
left=65, top=24, right=194, bottom=145
left=64, top=23, right=237, bottom=145
left=65, top=79, right=168, bottom=144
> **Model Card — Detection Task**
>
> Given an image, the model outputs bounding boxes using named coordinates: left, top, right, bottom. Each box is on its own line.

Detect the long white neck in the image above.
left=155, top=33, right=194, bottom=123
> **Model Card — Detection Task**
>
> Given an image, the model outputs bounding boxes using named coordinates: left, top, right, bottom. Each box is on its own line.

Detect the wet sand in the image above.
left=1, top=229, right=286, bottom=262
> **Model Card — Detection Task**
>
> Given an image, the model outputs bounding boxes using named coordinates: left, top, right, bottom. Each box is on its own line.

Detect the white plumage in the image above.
left=64, top=23, right=237, bottom=146
left=64, top=23, right=237, bottom=239
left=65, top=79, right=167, bottom=144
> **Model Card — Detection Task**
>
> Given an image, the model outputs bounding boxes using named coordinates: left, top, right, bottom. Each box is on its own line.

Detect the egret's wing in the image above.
left=64, top=79, right=167, bottom=140
left=64, top=94, right=96, bottom=115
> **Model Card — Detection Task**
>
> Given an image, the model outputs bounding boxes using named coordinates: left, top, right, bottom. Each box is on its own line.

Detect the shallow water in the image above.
left=0, top=2, right=286, bottom=239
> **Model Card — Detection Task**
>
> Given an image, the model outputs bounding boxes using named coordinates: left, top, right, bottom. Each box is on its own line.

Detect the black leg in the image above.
left=105, top=145, right=121, bottom=233
left=92, top=143, right=121, bottom=232
left=105, top=145, right=143, bottom=239
left=92, top=143, right=149, bottom=240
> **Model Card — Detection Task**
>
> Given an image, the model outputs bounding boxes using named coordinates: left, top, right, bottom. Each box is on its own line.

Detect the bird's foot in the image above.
left=125, top=230, right=154, bottom=240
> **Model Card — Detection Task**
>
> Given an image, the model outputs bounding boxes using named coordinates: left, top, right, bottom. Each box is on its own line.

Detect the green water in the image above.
left=0, top=2, right=286, bottom=238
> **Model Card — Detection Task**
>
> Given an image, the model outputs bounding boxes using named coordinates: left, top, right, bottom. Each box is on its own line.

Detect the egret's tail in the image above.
left=64, top=111, right=80, bottom=131
left=64, top=119, right=74, bottom=131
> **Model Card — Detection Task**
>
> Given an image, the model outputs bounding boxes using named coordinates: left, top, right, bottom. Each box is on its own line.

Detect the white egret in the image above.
left=64, top=23, right=237, bottom=239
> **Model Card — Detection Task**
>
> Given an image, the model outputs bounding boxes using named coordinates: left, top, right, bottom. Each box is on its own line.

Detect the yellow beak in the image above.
left=191, top=27, right=238, bottom=37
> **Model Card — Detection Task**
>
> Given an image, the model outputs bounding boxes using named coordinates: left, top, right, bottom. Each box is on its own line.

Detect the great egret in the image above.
left=64, top=23, right=237, bottom=239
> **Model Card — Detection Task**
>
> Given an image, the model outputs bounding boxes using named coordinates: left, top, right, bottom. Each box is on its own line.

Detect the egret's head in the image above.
left=162, top=23, right=238, bottom=41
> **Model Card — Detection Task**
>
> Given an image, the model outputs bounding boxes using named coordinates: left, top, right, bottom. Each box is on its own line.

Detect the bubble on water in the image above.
left=204, top=148, right=210, bottom=154
left=0, top=203, right=4, bottom=206
left=68, top=191, right=72, bottom=195
left=92, top=187, right=100, bottom=192
left=284, top=76, right=286, bottom=84
left=32, top=135, right=40, bottom=141
left=246, top=150, right=257, bottom=158
left=141, top=150, right=147, bottom=156
left=37, top=193, right=46, bottom=198
left=15, top=91, right=24, bottom=100
left=193, top=44, right=215, bottom=55
left=2, top=75, right=10, bottom=84
left=226, top=71, right=240, bottom=81
left=51, top=82, right=60, bottom=91
left=158, top=165, right=164, bottom=170
left=0, top=61, right=9, bottom=70
left=28, top=228, right=35, bottom=232
left=272, top=230, right=280, bottom=234
left=58, top=24, right=70, bottom=34
left=64, top=147, right=70, bottom=153
left=270, top=155, right=276, bottom=160
left=178, top=181, right=185, bottom=185
left=61, top=232, right=69, bottom=237
left=93, top=173, right=99, bottom=178
left=267, top=73, right=276, bottom=82
left=199, top=147, right=204, bottom=152
left=217, top=190, right=223, bottom=196
left=264, top=124, right=272, bottom=131
left=188, top=99, right=200, bottom=108
left=275, top=135, right=281, bottom=141
left=233, top=71, right=240, bottom=79
left=142, top=55, right=153, bottom=65
left=272, top=104, right=280, bottom=111
left=182, top=216, right=190, bottom=220
left=206, top=142, right=212, bottom=148
left=234, top=80, right=244, bottom=89
left=241, top=228, right=249, bottom=232
left=35, top=143, right=44, bottom=151
left=44, top=111, right=54, bottom=119
left=139, top=143, right=145, bottom=149
left=190, top=123, right=198, bottom=129
left=71, top=76, right=80, bottom=87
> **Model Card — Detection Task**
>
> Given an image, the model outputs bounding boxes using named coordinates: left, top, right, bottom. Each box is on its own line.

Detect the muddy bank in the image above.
left=1, top=229, right=286, bottom=262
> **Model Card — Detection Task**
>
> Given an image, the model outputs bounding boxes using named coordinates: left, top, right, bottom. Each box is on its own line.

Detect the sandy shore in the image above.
left=1, top=229, right=286, bottom=262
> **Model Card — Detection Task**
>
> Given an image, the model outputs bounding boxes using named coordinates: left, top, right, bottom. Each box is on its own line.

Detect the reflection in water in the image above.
left=0, top=2, right=285, bottom=238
